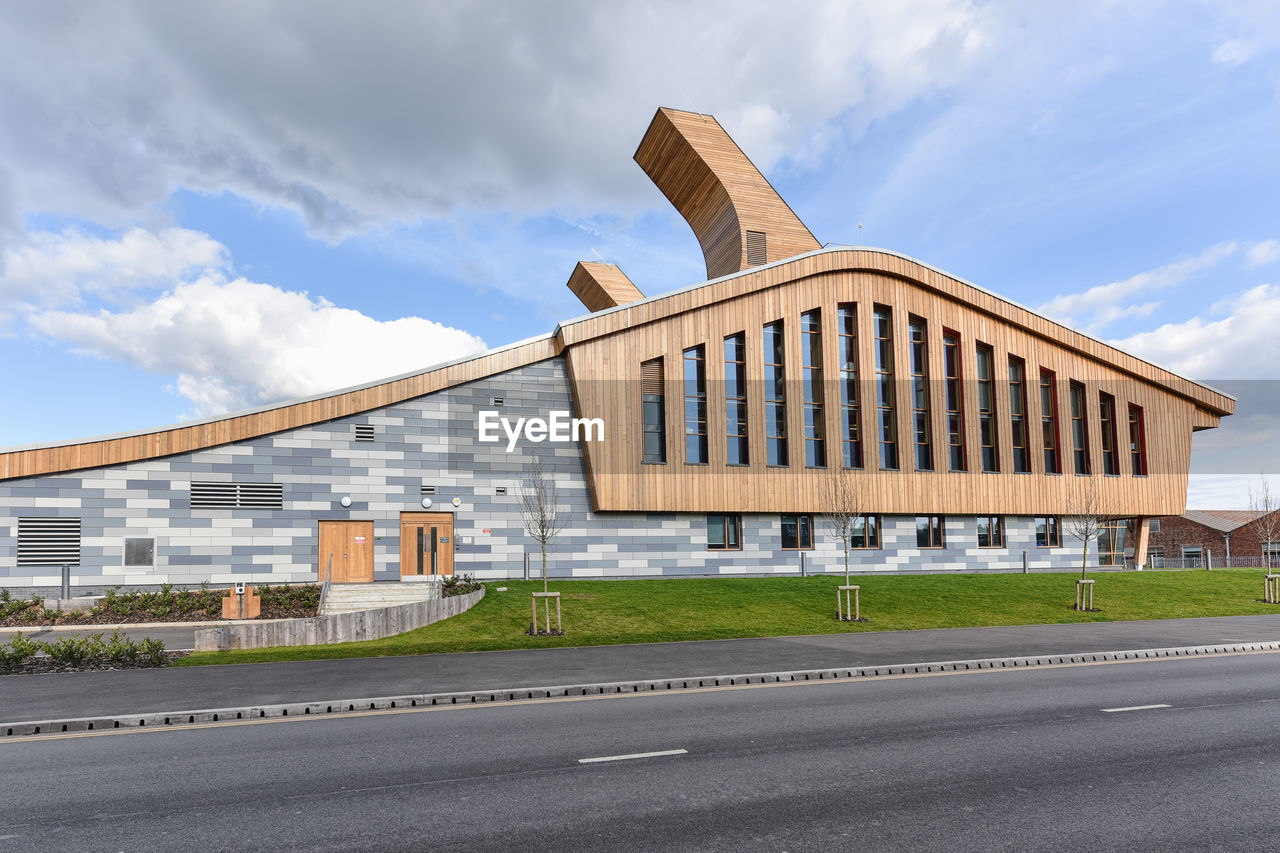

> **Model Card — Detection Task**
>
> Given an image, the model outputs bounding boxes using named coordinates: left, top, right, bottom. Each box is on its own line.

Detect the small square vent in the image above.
left=490, top=396, right=505, bottom=407
left=494, top=486, right=507, bottom=496
left=421, top=485, right=437, bottom=495
left=354, top=424, right=375, bottom=442
left=745, top=230, right=767, bottom=266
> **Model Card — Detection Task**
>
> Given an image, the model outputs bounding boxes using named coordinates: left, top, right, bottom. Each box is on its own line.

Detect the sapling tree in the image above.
left=1249, top=475, right=1280, bottom=571
left=519, top=456, right=567, bottom=594
left=1063, top=477, right=1113, bottom=582
left=822, top=474, right=867, bottom=586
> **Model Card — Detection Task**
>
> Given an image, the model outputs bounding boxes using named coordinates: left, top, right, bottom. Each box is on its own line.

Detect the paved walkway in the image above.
left=5, top=614, right=1280, bottom=723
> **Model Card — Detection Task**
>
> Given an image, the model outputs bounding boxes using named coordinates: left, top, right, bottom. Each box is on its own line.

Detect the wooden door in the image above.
left=318, top=520, right=375, bottom=583
left=399, top=513, right=455, bottom=576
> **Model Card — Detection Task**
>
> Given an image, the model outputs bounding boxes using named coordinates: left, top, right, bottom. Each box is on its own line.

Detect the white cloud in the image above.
left=0, top=227, right=227, bottom=309
left=1212, top=39, right=1256, bottom=65
left=1246, top=239, right=1280, bottom=269
left=1038, top=242, right=1237, bottom=332
left=0, top=1, right=986, bottom=238
left=28, top=275, right=488, bottom=417
left=1109, top=283, right=1280, bottom=379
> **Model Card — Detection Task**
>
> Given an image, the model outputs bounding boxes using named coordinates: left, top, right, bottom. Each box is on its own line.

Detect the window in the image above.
left=781, top=514, right=814, bottom=549
left=908, top=317, right=933, bottom=471
left=1035, top=516, right=1061, bottom=548
left=1099, top=393, right=1119, bottom=475
left=707, top=513, right=741, bottom=550
left=1040, top=370, right=1061, bottom=475
left=1264, top=543, right=1280, bottom=565
left=724, top=334, right=749, bottom=465
left=943, top=331, right=966, bottom=472
left=852, top=514, right=882, bottom=549
left=1099, top=520, right=1126, bottom=565
left=641, top=357, right=666, bottom=463
left=683, top=345, right=708, bottom=464
left=124, top=537, right=156, bottom=567
left=838, top=304, right=864, bottom=469
left=17, top=517, right=81, bottom=566
left=1008, top=357, right=1030, bottom=474
left=1181, top=545, right=1203, bottom=567
left=1128, top=404, right=1147, bottom=476
left=1069, top=381, right=1091, bottom=475
left=764, top=321, right=789, bottom=466
left=801, top=310, right=826, bottom=468
left=1149, top=518, right=1161, bottom=533
left=873, top=306, right=898, bottom=470
left=1147, top=546, right=1165, bottom=568
left=976, top=344, right=999, bottom=472
left=977, top=516, right=1004, bottom=548
left=916, top=515, right=944, bottom=548
left=191, top=482, right=284, bottom=509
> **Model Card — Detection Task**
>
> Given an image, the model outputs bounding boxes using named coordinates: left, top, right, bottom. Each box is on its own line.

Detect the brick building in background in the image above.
left=1147, top=510, right=1280, bottom=567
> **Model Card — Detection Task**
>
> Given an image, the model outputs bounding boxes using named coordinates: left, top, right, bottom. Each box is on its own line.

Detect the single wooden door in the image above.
left=399, top=513, right=455, bottom=576
left=318, top=520, right=375, bottom=583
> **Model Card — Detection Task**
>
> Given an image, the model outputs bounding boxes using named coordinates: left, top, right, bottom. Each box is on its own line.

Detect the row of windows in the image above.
left=642, top=305, right=1150, bottom=477
left=705, top=513, right=1063, bottom=550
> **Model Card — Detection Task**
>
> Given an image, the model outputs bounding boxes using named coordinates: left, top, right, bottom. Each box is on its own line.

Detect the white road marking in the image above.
left=578, top=749, right=688, bottom=764
left=1100, top=703, right=1172, bottom=713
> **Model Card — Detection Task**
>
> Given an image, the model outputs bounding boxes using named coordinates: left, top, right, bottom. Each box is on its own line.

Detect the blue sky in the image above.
left=1, top=1, right=1278, bottom=507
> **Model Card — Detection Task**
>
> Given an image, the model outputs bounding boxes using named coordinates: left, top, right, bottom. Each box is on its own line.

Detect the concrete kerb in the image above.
left=5, top=640, right=1278, bottom=738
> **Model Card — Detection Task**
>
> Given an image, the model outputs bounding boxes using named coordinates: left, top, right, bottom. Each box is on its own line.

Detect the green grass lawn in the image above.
left=174, top=569, right=1280, bottom=667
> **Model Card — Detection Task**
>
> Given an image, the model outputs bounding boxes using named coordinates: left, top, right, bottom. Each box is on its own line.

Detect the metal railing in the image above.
left=318, top=554, right=333, bottom=614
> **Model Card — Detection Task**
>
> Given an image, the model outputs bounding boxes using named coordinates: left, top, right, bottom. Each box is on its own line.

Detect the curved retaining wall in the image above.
left=194, top=587, right=484, bottom=652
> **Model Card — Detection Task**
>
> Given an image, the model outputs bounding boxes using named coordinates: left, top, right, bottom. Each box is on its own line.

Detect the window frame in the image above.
left=724, top=333, right=749, bottom=466
left=1069, top=381, right=1091, bottom=476
left=838, top=304, right=864, bottom=469
left=976, top=343, right=1000, bottom=473
left=1008, top=356, right=1031, bottom=474
left=873, top=305, right=899, bottom=471
left=1099, top=392, right=1119, bottom=476
left=641, top=357, right=667, bottom=464
left=1039, top=368, right=1061, bottom=475
left=764, top=320, right=789, bottom=467
left=851, top=513, right=882, bottom=549
left=915, top=515, right=944, bottom=549
left=781, top=514, right=814, bottom=550
left=1128, top=403, right=1148, bottom=476
left=683, top=344, right=709, bottom=465
left=942, top=329, right=966, bottom=472
left=977, top=515, right=1005, bottom=548
left=908, top=316, right=933, bottom=472
left=801, top=309, right=827, bottom=468
left=706, top=513, right=742, bottom=551
left=1034, top=516, right=1061, bottom=548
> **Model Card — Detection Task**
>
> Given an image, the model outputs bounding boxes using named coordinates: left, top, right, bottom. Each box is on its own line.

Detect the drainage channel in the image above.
left=5, top=641, right=1279, bottom=738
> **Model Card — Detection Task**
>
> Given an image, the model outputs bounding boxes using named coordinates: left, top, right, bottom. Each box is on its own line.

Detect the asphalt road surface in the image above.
left=0, top=625, right=196, bottom=649
left=2, top=651, right=1278, bottom=852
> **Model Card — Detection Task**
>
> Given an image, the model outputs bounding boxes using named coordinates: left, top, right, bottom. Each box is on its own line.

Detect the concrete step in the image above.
left=321, top=582, right=442, bottom=615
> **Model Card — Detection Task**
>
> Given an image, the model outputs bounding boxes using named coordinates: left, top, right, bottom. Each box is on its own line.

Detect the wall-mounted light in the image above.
left=452, top=497, right=462, bottom=507
left=421, top=497, right=433, bottom=508
left=340, top=496, right=352, bottom=508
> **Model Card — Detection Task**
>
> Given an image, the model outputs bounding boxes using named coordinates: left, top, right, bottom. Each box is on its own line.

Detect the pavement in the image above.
left=5, top=613, right=1280, bottom=723
left=3, top=653, right=1278, bottom=851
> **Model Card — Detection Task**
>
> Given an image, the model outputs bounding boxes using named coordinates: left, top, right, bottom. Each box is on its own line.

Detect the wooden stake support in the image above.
left=1075, top=579, right=1095, bottom=611
left=531, top=591, right=562, bottom=634
left=837, top=584, right=860, bottom=621
left=1265, top=574, right=1280, bottom=604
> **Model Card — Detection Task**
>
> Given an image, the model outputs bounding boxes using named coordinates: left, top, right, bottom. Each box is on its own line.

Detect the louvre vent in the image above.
left=491, top=396, right=505, bottom=407
left=17, top=517, right=81, bottom=567
left=745, top=230, right=767, bottom=266
left=641, top=358, right=664, bottom=396
left=421, top=485, right=437, bottom=495
left=354, top=424, right=375, bottom=442
left=191, top=482, right=284, bottom=509
left=495, top=486, right=507, bottom=495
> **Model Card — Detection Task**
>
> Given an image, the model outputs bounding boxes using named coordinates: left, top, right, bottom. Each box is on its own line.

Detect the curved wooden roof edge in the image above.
left=554, top=245, right=1236, bottom=418
left=0, top=333, right=559, bottom=480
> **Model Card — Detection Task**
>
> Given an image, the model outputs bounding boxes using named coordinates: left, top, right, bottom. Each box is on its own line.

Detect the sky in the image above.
left=0, top=1, right=1278, bottom=508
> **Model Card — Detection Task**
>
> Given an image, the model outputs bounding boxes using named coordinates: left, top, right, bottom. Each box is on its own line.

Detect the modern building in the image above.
left=1146, top=510, right=1280, bottom=567
left=0, top=108, right=1236, bottom=590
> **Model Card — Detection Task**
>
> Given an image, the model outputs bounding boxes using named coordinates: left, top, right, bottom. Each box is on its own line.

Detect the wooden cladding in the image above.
left=633, top=108, right=820, bottom=280
left=566, top=261, right=645, bottom=313
left=564, top=265, right=1215, bottom=516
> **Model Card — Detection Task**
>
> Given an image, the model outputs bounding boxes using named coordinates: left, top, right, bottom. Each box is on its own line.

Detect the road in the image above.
left=2, top=652, right=1277, bottom=851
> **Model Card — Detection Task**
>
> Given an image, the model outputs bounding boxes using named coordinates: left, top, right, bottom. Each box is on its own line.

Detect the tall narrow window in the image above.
left=873, top=306, right=898, bottom=470
left=1009, top=357, right=1030, bottom=474
left=707, top=513, right=741, bottom=550
left=977, top=515, right=1004, bottom=548
left=683, top=345, right=708, bottom=464
left=1040, top=369, right=1061, bottom=475
left=801, top=309, right=826, bottom=468
left=764, top=321, right=788, bottom=466
left=1128, top=404, right=1147, bottom=476
left=943, top=331, right=966, bottom=472
left=915, top=515, right=944, bottom=548
left=1069, top=381, right=1090, bottom=475
left=781, top=514, right=814, bottom=549
left=908, top=317, right=933, bottom=471
left=641, top=357, right=666, bottom=463
left=852, top=514, right=882, bottom=549
left=1099, top=392, right=1119, bottom=475
left=838, top=304, right=864, bottom=469
left=724, top=333, right=748, bottom=466
left=976, top=344, right=999, bottom=472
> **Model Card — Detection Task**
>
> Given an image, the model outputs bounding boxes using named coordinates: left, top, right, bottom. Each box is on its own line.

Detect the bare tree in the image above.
left=1249, top=475, right=1280, bottom=571
left=1063, top=477, right=1114, bottom=581
left=822, top=474, right=867, bottom=586
left=520, top=456, right=567, bottom=593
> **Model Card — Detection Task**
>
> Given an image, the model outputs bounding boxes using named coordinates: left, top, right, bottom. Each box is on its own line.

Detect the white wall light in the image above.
left=421, top=497, right=433, bottom=508
left=340, top=496, right=352, bottom=507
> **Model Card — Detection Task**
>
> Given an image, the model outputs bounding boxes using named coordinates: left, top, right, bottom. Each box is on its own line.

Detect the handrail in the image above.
left=318, top=553, right=333, bottom=615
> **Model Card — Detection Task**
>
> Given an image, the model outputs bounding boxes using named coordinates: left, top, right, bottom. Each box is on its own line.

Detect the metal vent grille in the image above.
left=421, top=485, right=437, bottom=495
left=495, top=487, right=507, bottom=495
left=17, top=517, right=81, bottom=566
left=490, top=396, right=504, bottom=407
left=641, top=358, right=664, bottom=396
left=745, top=230, right=767, bottom=266
left=191, top=482, right=284, bottom=509
left=354, top=424, right=375, bottom=442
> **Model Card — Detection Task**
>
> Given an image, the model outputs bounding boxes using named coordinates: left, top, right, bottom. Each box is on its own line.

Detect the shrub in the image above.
left=0, top=632, right=41, bottom=672
left=442, top=574, right=482, bottom=597
left=42, top=633, right=105, bottom=667
left=105, top=629, right=142, bottom=665
left=139, top=637, right=168, bottom=667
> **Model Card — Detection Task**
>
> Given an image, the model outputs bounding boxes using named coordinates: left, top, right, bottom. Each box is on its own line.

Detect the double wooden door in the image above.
left=399, top=513, right=455, bottom=577
left=318, top=520, right=375, bottom=583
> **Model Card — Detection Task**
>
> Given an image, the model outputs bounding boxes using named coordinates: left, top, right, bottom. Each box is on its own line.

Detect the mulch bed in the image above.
left=1, top=651, right=190, bottom=676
